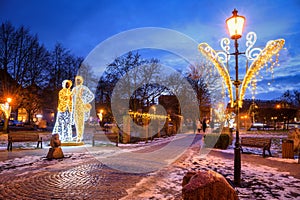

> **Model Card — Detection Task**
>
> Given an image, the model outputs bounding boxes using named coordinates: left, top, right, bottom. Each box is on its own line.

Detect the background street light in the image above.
left=98, top=109, right=104, bottom=126
left=1, top=97, right=12, bottom=133
left=226, top=8, right=245, bottom=186
left=7, top=98, right=12, bottom=104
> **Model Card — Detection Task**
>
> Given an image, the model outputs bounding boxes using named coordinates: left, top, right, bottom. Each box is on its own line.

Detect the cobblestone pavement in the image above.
left=0, top=154, right=148, bottom=199
left=0, top=134, right=198, bottom=200
left=1, top=133, right=299, bottom=199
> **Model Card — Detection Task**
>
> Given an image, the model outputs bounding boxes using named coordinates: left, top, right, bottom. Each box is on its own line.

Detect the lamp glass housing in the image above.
left=226, top=10, right=245, bottom=39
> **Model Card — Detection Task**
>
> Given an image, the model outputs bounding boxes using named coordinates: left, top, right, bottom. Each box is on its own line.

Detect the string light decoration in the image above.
left=128, top=111, right=170, bottom=121
left=198, top=32, right=285, bottom=108
left=239, top=39, right=284, bottom=107
left=72, top=76, right=95, bottom=143
left=52, top=80, right=73, bottom=142
left=198, top=42, right=234, bottom=107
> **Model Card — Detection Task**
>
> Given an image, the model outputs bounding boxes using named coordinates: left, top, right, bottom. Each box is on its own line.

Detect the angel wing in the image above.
left=238, top=39, right=285, bottom=107
left=198, top=43, right=234, bottom=107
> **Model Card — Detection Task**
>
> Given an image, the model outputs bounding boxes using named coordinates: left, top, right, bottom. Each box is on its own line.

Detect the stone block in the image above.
left=46, top=147, right=64, bottom=159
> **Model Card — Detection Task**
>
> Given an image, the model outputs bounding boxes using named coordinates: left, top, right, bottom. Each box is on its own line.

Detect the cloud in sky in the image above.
left=1, top=0, right=300, bottom=100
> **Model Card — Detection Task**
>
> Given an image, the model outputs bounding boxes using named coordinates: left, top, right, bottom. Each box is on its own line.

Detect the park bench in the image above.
left=7, top=132, right=43, bottom=151
left=240, top=137, right=272, bottom=157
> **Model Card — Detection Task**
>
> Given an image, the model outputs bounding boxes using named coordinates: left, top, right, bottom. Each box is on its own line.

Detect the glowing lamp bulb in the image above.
left=226, top=9, right=245, bottom=40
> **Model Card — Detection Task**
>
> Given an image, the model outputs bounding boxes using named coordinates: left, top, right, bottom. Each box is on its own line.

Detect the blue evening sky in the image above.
left=1, top=0, right=300, bottom=100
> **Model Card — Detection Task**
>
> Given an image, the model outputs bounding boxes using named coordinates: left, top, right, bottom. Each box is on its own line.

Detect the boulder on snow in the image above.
left=182, top=170, right=238, bottom=200
left=46, top=134, right=64, bottom=159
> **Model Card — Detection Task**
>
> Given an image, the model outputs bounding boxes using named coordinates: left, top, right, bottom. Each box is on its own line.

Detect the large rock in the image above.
left=46, top=133, right=64, bottom=159
left=46, top=147, right=64, bottom=159
left=182, top=170, right=238, bottom=200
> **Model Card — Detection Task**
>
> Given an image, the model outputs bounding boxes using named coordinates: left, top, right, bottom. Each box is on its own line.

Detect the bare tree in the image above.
left=1, top=22, right=84, bottom=122
left=0, top=23, right=34, bottom=108
left=19, top=84, right=43, bottom=123
left=293, top=90, right=300, bottom=107
left=46, top=43, right=82, bottom=113
left=281, top=90, right=300, bottom=108
left=186, top=62, right=223, bottom=119
left=0, top=21, right=15, bottom=72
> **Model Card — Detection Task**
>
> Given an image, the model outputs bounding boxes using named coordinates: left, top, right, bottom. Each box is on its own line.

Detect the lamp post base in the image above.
left=234, top=146, right=241, bottom=186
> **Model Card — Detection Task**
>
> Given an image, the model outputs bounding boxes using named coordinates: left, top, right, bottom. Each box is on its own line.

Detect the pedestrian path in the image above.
left=0, top=133, right=299, bottom=199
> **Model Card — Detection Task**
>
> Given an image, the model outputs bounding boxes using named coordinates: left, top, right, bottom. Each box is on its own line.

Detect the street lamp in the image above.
left=226, top=9, right=245, bottom=186
left=198, top=7, right=285, bottom=188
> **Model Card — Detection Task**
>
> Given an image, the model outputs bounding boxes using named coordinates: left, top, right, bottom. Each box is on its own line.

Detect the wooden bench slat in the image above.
left=241, top=137, right=272, bottom=157
left=7, top=133, right=43, bottom=151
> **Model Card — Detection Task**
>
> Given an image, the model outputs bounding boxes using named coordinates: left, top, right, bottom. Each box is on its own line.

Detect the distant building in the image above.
left=229, top=99, right=299, bottom=130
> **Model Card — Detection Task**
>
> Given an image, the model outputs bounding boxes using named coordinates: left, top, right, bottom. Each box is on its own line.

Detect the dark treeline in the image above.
left=0, top=21, right=83, bottom=123
left=2, top=21, right=297, bottom=126
left=280, top=90, right=300, bottom=108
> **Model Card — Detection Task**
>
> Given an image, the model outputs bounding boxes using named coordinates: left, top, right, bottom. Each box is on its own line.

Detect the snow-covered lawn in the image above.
left=123, top=147, right=300, bottom=200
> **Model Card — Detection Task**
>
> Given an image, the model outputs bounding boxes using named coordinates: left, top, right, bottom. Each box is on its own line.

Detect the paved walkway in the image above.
left=0, top=157, right=146, bottom=199
left=0, top=133, right=299, bottom=199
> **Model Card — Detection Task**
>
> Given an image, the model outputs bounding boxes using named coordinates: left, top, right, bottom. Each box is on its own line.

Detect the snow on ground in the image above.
left=0, top=134, right=184, bottom=172
left=1, top=132, right=300, bottom=199
left=122, top=133, right=300, bottom=200
left=124, top=147, right=300, bottom=200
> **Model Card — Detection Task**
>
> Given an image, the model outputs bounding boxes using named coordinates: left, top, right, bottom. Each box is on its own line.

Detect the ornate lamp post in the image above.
left=198, top=9, right=284, bottom=187
left=226, top=8, right=245, bottom=186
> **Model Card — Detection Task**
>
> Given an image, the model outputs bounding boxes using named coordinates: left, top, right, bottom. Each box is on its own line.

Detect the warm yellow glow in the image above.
left=226, top=9, right=245, bottom=40
left=6, top=98, right=12, bottom=103
left=72, top=75, right=95, bottom=142
left=98, top=111, right=103, bottom=122
left=57, top=80, right=72, bottom=112
left=0, top=102, right=11, bottom=118
left=239, top=39, right=285, bottom=107
left=276, top=104, right=281, bottom=109
left=128, top=111, right=170, bottom=120
left=198, top=43, right=234, bottom=107
left=52, top=80, right=73, bottom=142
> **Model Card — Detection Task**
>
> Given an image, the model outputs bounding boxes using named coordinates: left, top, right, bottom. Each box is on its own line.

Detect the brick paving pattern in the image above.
left=0, top=159, right=147, bottom=200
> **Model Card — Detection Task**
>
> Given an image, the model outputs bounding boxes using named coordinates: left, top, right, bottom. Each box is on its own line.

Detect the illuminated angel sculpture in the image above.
left=72, top=76, right=95, bottom=143
left=52, top=80, right=73, bottom=142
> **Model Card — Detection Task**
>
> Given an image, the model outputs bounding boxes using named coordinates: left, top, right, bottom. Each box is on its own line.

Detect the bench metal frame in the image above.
left=7, top=133, right=43, bottom=151
left=241, top=137, right=272, bottom=157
